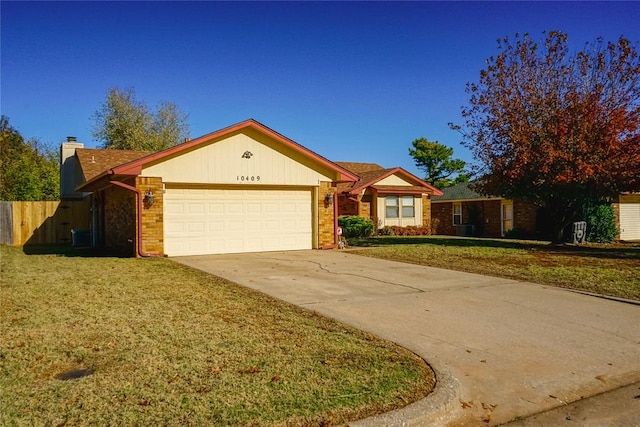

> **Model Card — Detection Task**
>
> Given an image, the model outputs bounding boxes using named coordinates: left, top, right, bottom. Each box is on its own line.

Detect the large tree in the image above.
left=408, top=137, right=470, bottom=188
left=92, top=87, right=189, bottom=152
left=453, top=32, right=640, bottom=242
left=0, top=116, right=59, bottom=201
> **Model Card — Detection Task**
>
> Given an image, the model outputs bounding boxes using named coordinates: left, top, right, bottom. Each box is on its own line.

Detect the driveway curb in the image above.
left=350, top=359, right=462, bottom=427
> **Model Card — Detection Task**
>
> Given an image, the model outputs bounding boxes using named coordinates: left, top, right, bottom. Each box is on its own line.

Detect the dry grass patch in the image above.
left=0, top=245, right=434, bottom=426
left=348, top=236, right=639, bottom=300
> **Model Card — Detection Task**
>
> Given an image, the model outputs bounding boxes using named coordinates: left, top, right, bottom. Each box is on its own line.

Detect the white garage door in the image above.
left=619, top=195, right=640, bottom=241
left=165, top=187, right=313, bottom=256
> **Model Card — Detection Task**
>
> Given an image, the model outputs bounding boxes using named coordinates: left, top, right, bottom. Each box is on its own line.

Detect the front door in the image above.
left=501, top=201, right=514, bottom=236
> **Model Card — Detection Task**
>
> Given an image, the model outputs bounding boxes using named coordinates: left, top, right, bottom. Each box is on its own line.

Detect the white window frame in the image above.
left=453, top=203, right=462, bottom=225
left=401, top=195, right=415, bottom=218
left=385, top=196, right=399, bottom=218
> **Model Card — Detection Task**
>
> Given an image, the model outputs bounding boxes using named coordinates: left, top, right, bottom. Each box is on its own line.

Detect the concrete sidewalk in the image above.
left=175, top=250, right=640, bottom=426
left=502, top=382, right=640, bottom=426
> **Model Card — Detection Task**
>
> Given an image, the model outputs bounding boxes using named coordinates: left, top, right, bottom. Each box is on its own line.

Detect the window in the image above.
left=385, top=196, right=399, bottom=218
left=401, top=195, right=415, bottom=218
left=386, top=195, right=415, bottom=219
left=453, top=203, right=462, bottom=225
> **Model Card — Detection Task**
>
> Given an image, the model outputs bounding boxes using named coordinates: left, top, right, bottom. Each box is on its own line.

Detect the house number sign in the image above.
left=237, top=175, right=261, bottom=182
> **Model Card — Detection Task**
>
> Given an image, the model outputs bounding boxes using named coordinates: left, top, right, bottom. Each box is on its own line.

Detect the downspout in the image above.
left=110, top=180, right=163, bottom=258
left=334, top=190, right=339, bottom=247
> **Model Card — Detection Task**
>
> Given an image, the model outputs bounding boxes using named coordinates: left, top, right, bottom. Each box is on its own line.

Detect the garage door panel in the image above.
left=247, top=203, right=262, bottom=213
left=620, top=200, right=640, bottom=240
left=188, top=222, right=205, bottom=233
left=264, top=220, right=279, bottom=230
left=165, top=187, right=313, bottom=255
left=228, top=221, right=244, bottom=232
left=208, top=221, right=224, bottom=232
left=246, top=221, right=261, bottom=231
left=166, top=203, right=184, bottom=214
left=189, top=203, right=205, bottom=214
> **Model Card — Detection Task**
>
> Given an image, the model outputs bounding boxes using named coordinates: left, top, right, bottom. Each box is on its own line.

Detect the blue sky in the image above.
left=2, top=1, right=639, bottom=177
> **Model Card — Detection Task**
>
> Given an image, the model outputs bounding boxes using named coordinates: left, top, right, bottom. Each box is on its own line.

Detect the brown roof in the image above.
left=76, top=148, right=151, bottom=181
left=372, top=185, right=438, bottom=193
left=334, top=161, right=443, bottom=196
left=335, top=163, right=392, bottom=192
left=78, top=119, right=359, bottom=193
left=335, top=162, right=385, bottom=174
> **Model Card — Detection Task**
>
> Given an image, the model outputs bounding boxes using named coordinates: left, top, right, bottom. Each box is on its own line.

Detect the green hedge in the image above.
left=578, top=200, right=618, bottom=243
left=338, top=216, right=374, bottom=238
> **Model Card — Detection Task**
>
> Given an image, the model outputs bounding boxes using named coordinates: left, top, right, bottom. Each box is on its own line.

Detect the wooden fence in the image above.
left=0, top=200, right=91, bottom=246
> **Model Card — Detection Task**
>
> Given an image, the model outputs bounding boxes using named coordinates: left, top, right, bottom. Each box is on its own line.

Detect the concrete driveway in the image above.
left=174, top=250, right=640, bottom=426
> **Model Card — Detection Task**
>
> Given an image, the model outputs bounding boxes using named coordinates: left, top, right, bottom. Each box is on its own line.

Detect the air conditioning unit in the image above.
left=71, top=229, right=91, bottom=247
left=572, top=221, right=587, bottom=244
left=456, top=224, right=475, bottom=237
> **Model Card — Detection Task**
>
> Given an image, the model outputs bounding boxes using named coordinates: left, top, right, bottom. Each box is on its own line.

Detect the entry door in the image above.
left=501, top=201, right=514, bottom=236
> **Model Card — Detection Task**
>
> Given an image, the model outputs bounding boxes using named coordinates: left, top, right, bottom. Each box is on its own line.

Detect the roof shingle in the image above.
left=75, top=148, right=150, bottom=181
left=431, top=182, right=496, bottom=201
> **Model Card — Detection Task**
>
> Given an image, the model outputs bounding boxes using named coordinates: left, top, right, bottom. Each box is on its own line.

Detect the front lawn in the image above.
left=0, top=245, right=434, bottom=426
left=347, top=236, right=640, bottom=301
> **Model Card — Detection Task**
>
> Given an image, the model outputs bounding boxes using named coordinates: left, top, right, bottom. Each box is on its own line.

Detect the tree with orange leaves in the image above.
left=452, top=32, right=640, bottom=242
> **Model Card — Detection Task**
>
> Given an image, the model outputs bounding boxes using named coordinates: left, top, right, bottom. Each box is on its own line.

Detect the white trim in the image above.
left=453, top=202, right=462, bottom=225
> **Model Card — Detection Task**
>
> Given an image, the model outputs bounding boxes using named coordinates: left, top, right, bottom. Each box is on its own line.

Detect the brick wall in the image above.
left=431, top=199, right=502, bottom=237
left=337, top=194, right=372, bottom=221
left=431, top=202, right=453, bottom=235
left=432, top=199, right=541, bottom=237
left=104, top=182, right=136, bottom=256
left=422, top=195, right=432, bottom=234
left=360, top=196, right=371, bottom=220
left=318, top=181, right=336, bottom=247
left=514, top=201, right=538, bottom=234
left=337, top=195, right=358, bottom=216
left=136, top=177, right=164, bottom=255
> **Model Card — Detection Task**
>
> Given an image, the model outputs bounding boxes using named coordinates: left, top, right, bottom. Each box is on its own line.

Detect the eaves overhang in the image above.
left=346, top=167, right=443, bottom=196
left=76, top=119, right=359, bottom=192
left=109, top=119, right=359, bottom=182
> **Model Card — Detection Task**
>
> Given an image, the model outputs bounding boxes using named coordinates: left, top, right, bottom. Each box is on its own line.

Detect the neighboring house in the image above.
left=61, top=119, right=358, bottom=256
left=334, top=162, right=443, bottom=230
left=431, top=182, right=537, bottom=237
left=614, top=193, right=640, bottom=241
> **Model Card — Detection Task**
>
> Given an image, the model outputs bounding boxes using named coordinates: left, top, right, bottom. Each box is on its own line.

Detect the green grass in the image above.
left=0, top=245, right=434, bottom=426
left=347, top=236, right=640, bottom=300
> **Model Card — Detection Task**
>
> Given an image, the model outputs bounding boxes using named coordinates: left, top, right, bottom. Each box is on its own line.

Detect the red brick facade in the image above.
left=337, top=194, right=372, bottom=220
left=103, top=181, right=136, bottom=256
left=432, top=199, right=537, bottom=237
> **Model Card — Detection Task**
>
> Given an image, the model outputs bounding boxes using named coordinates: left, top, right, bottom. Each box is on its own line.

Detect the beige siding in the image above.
left=376, top=174, right=413, bottom=186
left=376, top=195, right=422, bottom=227
left=142, top=132, right=334, bottom=186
